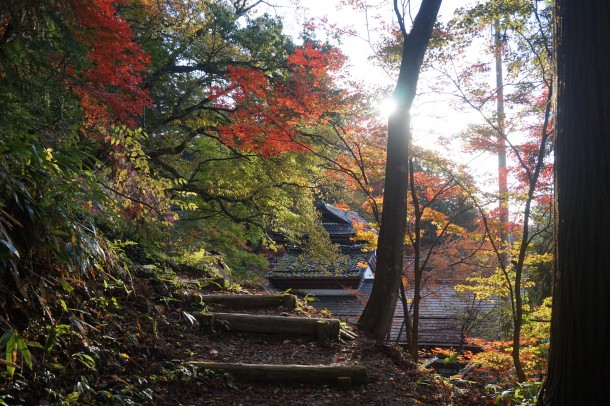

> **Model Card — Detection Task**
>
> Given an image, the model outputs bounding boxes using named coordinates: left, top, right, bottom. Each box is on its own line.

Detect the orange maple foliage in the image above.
left=212, top=44, right=346, bottom=156
left=68, top=0, right=152, bottom=130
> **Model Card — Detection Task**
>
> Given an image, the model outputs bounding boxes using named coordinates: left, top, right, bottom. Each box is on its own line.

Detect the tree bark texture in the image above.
left=358, top=0, right=442, bottom=340
left=538, top=2, right=610, bottom=404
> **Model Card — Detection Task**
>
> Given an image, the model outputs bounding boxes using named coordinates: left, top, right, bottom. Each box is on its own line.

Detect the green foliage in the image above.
left=0, top=331, right=32, bottom=378
left=457, top=242, right=553, bottom=338
left=170, top=248, right=239, bottom=283
left=0, top=114, right=115, bottom=318
left=489, top=381, right=542, bottom=405
left=160, top=133, right=338, bottom=279
left=0, top=0, right=153, bottom=329
left=96, top=125, right=176, bottom=261
left=132, top=0, right=354, bottom=281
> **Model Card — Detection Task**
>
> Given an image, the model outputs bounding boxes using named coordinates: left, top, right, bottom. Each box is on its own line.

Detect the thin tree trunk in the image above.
left=408, top=160, right=421, bottom=361
left=399, top=281, right=414, bottom=349
left=512, top=102, right=552, bottom=383
left=538, top=1, right=610, bottom=404
left=358, top=0, right=442, bottom=340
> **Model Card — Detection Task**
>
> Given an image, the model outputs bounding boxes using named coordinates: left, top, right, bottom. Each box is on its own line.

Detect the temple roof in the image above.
left=269, top=248, right=365, bottom=278
left=268, top=202, right=372, bottom=289
left=309, top=280, right=500, bottom=348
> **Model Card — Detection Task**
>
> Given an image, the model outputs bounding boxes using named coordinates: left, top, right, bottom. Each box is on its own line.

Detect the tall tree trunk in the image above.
left=538, top=1, right=610, bottom=404
left=358, top=0, right=442, bottom=340
left=495, top=20, right=526, bottom=383
left=494, top=19, right=528, bottom=383
left=494, top=21, right=510, bottom=266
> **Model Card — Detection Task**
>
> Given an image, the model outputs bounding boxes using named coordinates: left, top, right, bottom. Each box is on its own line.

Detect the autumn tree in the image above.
left=358, top=0, right=442, bottom=340
left=323, top=116, right=492, bottom=358
left=427, top=0, right=554, bottom=381
left=537, top=2, right=610, bottom=404
left=293, top=86, right=388, bottom=226
left=0, top=0, right=158, bottom=324
left=310, top=85, right=492, bottom=358
left=131, top=0, right=355, bottom=276
left=400, top=152, right=487, bottom=360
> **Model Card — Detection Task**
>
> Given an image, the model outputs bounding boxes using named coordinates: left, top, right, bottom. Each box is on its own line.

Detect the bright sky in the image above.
left=264, top=0, right=500, bottom=192
left=273, top=1, right=471, bottom=83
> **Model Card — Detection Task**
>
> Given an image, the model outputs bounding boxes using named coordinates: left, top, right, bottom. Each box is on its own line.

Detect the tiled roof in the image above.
left=320, top=202, right=353, bottom=224
left=268, top=246, right=367, bottom=279
left=322, top=223, right=355, bottom=236
left=309, top=280, right=499, bottom=347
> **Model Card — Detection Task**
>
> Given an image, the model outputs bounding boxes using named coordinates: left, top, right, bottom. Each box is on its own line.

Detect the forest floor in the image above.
left=0, top=264, right=491, bottom=405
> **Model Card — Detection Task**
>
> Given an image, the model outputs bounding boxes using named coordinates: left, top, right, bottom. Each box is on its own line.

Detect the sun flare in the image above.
left=378, top=97, right=398, bottom=121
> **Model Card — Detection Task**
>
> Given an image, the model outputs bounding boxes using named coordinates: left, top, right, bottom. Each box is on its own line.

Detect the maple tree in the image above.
left=399, top=153, right=489, bottom=360
left=0, top=0, right=160, bottom=319
left=359, top=0, right=554, bottom=376
left=320, top=95, right=493, bottom=357
left=1, top=0, right=151, bottom=129
left=0, top=14, right=183, bottom=402
left=212, top=44, right=346, bottom=157
left=68, top=0, right=151, bottom=130
left=331, top=2, right=498, bottom=353
left=128, top=0, right=355, bottom=275
left=293, top=85, right=388, bottom=226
